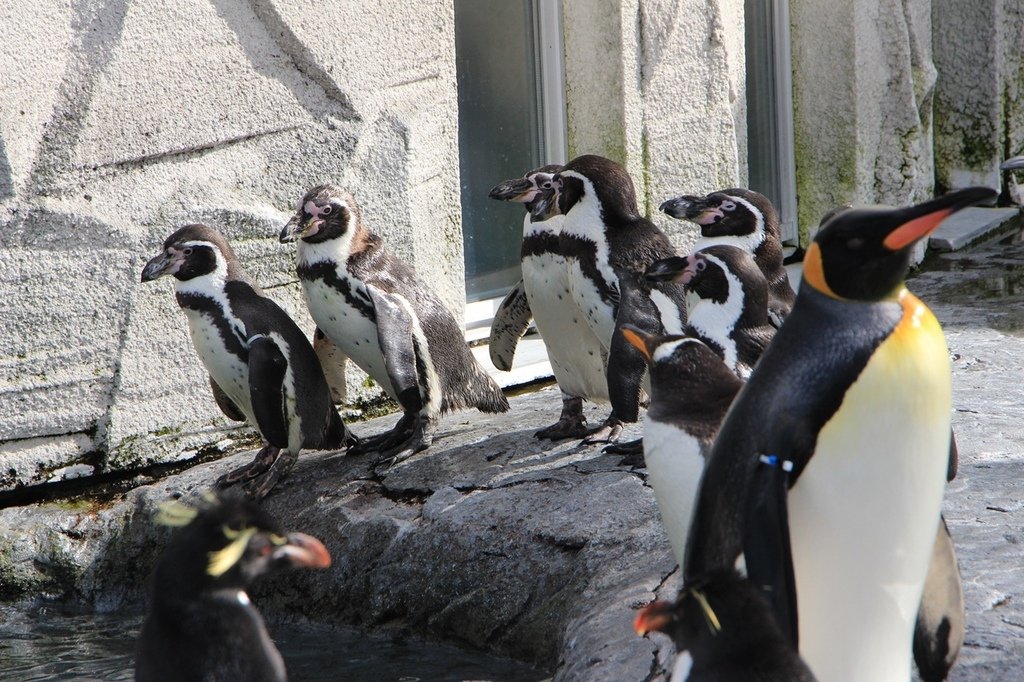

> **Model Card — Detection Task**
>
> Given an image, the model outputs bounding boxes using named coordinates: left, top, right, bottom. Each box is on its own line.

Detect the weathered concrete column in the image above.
left=790, top=0, right=937, bottom=241
left=933, top=0, right=1024, bottom=193
left=561, top=0, right=746, bottom=248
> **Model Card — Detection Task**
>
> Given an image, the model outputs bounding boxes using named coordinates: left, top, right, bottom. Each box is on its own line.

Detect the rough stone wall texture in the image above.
left=791, top=0, right=938, bottom=244
left=0, top=0, right=462, bottom=489
left=562, top=0, right=746, bottom=252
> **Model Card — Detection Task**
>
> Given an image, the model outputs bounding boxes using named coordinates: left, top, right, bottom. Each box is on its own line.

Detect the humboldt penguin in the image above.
left=660, top=188, right=795, bottom=324
left=552, top=154, right=687, bottom=444
left=634, top=569, right=817, bottom=681
left=280, top=185, right=509, bottom=465
left=488, top=166, right=609, bottom=439
left=135, top=495, right=332, bottom=682
left=141, top=225, right=354, bottom=499
left=621, top=326, right=742, bottom=562
left=682, top=186, right=996, bottom=682
left=646, top=245, right=776, bottom=379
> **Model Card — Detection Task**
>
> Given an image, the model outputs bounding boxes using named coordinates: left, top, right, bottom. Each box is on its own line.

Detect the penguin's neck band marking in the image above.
left=521, top=232, right=561, bottom=259
left=296, top=261, right=376, bottom=322
left=800, top=242, right=841, bottom=299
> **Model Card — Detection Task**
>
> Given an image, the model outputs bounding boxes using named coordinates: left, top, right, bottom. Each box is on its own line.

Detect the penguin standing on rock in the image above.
left=682, top=187, right=996, bottom=682
left=660, top=188, right=795, bottom=324
left=635, top=569, right=817, bottom=682
left=135, top=495, right=332, bottom=682
left=551, top=154, right=688, bottom=445
left=141, top=225, right=354, bottom=499
left=280, top=185, right=509, bottom=465
left=488, top=166, right=609, bottom=440
left=621, top=326, right=742, bottom=561
left=646, top=245, right=776, bottom=379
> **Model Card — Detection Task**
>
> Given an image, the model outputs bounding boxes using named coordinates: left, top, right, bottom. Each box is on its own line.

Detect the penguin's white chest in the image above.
left=183, top=309, right=255, bottom=425
left=643, top=419, right=705, bottom=566
left=523, top=254, right=608, bottom=401
left=787, top=300, right=951, bottom=682
left=565, top=260, right=616, bottom=349
left=301, top=276, right=397, bottom=401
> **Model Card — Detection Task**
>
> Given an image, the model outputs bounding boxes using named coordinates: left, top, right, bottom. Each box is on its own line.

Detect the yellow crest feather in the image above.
left=691, top=589, right=722, bottom=634
left=154, top=500, right=199, bottom=527
left=207, top=526, right=258, bottom=577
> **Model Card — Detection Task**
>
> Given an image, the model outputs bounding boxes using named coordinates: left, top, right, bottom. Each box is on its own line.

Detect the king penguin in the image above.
left=645, top=245, right=776, bottom=379
left=621, top=326, right=742, bottom=563
left=141, top=225, right=354, bottom=499
left=488, top=165, right=609, bottom=439
left=682, top=186, right=996, bottom=682
left=660, top=188, right=795, bottom=324
left=551, top=154, right=688, bottom=445
left=635, top=569, right=817, bottom=682
left=135, top=494, right=332, bottom=682
left=280, top=185, right=509, bottom=465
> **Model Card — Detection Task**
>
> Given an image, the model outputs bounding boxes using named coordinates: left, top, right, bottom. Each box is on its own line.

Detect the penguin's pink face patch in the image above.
left=678, top=254, right=707, bottom=285
left=693, top=199, right=736, bottom=226
left=298, top=200, right=336, bottom=237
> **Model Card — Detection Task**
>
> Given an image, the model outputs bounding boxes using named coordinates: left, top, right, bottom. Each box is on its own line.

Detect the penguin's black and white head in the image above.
left=646, top=246, right=765, bottom=311
left=150, top=494, right=331, bottom=602
left=803, top=187, right=996, bottom=301
left=489, top=164, right=563, bottom=222
left=552, top=154, right=640, bottom=229
left=621, top=325, right=742, bottom=399
left=280, top=185, right=363, bottom=260
left=660, top=188, right=777, bottom=243
left=141, top=224, right=244, bottom=287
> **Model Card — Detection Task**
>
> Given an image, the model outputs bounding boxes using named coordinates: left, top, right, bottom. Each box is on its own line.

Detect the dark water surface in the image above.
left=0, top=603, right=547, bottom=681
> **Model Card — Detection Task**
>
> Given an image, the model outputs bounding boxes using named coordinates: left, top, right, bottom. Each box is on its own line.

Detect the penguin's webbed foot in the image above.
left=373, top=416, right=435, bottom=470
left=581, top=417, right=624, bottom=445
left=602, top=438, right=645, bottom=465
left=348, top=412, right=416, bottom=456
left=535, top=396, right=589, bottom=440
left=240, top=451, right=298, bottom=500
left=215, top=445, right=280, bottom=488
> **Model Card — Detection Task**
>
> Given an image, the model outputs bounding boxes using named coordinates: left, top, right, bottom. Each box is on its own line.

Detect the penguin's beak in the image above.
left=660, top=195, right=715, bottom=223
left=1001, top=156, right=1024, bottom=172
left=529, top=190, right=557, bottom=221
left=488, top=177, right=536, bottom=202
left=141, top=250, right=177, bottom=282
left=644, top=256, right=689, bottom=283
left=621, top=324, right=653, bottom=361
left=271, top=532, right=332, bottom=569
left=634, top=600, right=675, bottom=636
left=280, top=213, right=318, bottom=243
left=882, top=186, right=997, bottom=251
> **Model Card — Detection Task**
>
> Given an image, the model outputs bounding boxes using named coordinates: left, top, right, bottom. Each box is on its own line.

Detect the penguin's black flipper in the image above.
left=209, top=376, right=247, bottom=422
left=247, top=335, right=289, bottom=449
left=947, top=429, right=959, bottom=481
left=606, top=273, right=659, bottom=424
left=914, top=516, right=965, bottom=682
left=743, top=454, right=799, bottom=648
left=366, top=288, right=424, bottom=413
left=489, top=279, right=532, bottom=371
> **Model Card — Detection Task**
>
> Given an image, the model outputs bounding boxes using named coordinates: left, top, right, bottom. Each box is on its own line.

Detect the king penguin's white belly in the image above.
left=566, top=261, right=616, bottom=351
left=184, top=309, right=256, bottom=426
left=301, top=277, right=398, bottom=401
left=787, top=296, right=950, bottom=682
left=643, top=418, right=705, bottom=566
left=523, top=254, right=608, bottom=402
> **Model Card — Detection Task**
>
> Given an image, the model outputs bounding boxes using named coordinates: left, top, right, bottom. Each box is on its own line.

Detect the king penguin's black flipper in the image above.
left=247, top=336, right=289, bottom=448
left=366, top=288, right=424, bottom=413
left=743, top=454, right=799, bottom=648
left=209, top=376, right=246, bottom=422
left=489, top=279, right=532, bottom=371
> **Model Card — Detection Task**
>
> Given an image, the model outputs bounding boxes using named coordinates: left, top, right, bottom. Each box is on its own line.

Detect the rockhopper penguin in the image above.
left=551, top=154, right=688, bottom=446
left=646, top=245, right=776, bottom=379
left=621, top=326, right=742, bottom=564
left=280, top=185, right=509, bottom=465
left=488, top=165, right=609, bottom=439
left=682, top=186, right=996, bottom=682
left=135, top=494, right=332, bottom=682
left=660, top=188, right=795, bottom=324
left=141, top=225, right=354, bottom=499
left=635, top=569, right=817, bottom=682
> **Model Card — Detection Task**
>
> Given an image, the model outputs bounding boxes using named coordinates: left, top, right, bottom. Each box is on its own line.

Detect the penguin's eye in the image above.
left=721, top=201, right=736, bottom=211
left=695, top=260, right=707, bottom=272
left=183, top=247, right=193, bottom=256
left=321, top=205, right=333, bottom=216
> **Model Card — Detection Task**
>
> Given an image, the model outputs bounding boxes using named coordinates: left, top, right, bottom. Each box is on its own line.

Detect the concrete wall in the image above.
left=562, top=0, right=747, bottom=251
left=0, top=0, right=462, bottom=488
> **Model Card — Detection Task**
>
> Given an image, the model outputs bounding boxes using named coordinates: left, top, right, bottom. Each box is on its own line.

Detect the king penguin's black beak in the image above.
left=141, top=252, right=172, bottom=282
left=644, top=256, right=688, bottom=283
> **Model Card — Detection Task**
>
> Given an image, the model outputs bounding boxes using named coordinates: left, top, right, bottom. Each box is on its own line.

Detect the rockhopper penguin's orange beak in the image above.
left=634, top=600, right=675, bottom=636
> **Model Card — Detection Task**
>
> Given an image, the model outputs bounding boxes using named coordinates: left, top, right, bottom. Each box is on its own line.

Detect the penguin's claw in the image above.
left=602, top=438, right=645, bottom=463
left=217, top=449, right=296, bottom=500
left=372, top=418, right=435, bottom=471
left=581, top=420, right=624, bottom=445
left=348, top=413, right=416, bottom=456
left=215, top=445, right=280, bottom=488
